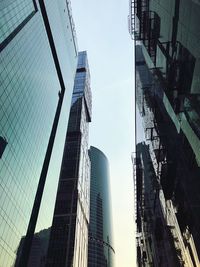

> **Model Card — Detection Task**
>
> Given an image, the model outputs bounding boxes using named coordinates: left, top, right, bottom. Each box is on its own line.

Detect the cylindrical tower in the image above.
left=88, top=146, right=115, bottom=267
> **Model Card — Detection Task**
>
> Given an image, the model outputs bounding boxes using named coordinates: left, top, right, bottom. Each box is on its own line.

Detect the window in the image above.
left=0, top=0, right=37, bottom=51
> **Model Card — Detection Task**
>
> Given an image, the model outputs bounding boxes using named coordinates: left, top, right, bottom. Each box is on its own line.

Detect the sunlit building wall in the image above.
left=88, top=146, right=115, bottom=267
left=0, top=1, right=77, bottom=266
left=45, top=51, right=92, bottom=267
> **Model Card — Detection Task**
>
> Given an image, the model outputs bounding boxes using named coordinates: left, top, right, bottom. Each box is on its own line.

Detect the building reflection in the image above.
left=15, top=228, right=50, bottom=267
left=130, top=0, right=200, bottom=265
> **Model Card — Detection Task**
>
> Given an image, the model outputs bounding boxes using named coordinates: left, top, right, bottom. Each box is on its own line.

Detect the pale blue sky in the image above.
left=71, top=1, right=136, bottom=266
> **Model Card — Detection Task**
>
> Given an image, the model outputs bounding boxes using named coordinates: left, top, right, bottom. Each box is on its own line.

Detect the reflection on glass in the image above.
left=45, top=51, right=92, bottom=267
left=0, top=1, right=77, bottom=266
left=15, top=228, right=50, bottom=267
left=88, top=146, right=115, bottom=267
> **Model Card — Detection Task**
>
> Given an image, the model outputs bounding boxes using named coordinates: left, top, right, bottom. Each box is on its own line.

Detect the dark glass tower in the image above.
left=0, top=1, right=77, bottom=266
left=88, top=146, right=115, bottom=267
left=46, top=51, right=92, bottom=267
left=130, top=0, right=200, bottom=266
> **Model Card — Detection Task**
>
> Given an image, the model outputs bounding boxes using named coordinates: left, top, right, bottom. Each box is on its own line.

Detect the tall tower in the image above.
left=46, top=51, right=92, bottom=267
left=0, top=1, right=77, bottom=266
left=88, top=146, right=115, bottom=267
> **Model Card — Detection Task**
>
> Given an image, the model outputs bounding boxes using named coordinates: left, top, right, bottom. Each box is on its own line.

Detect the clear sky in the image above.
left=71, top=1, right=136, bottom=266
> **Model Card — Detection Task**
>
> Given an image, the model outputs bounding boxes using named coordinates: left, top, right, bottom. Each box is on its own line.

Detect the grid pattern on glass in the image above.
left=30, top=0, right=78, bottom=231
left=46, top=52, right=91, bottom=267
left=0, top=0, right=36, bottom=43
left=45, top=99, right=90, bottom=266
left=88, top=147, right=115, bottom=267
left=0, top=12, right=60, bottom=267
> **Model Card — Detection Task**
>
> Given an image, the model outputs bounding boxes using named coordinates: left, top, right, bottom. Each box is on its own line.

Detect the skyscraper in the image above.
left=46, top=51, right=92, bottom=267
left=88, top=146, right=115, bottom=267
left=130, top=0, right=200, bottom=266
left=0, top=1, right=77, bottom=266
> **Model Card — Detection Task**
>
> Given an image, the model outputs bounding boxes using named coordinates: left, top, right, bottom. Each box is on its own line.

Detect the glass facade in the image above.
left=134, top=143, right=180, bottom=267
left=0, top=1, right=77, bottom=266
left=133, top=0, right=200, bottom=164
left=135, top=44, right=200, bottom=267
left=132, top=0, right=200, bottom=266
left=45, top=51, right=92, bottom=267
left=88, top=146, right=115, bottom=267
left=0, top=0, right=37, bottom=45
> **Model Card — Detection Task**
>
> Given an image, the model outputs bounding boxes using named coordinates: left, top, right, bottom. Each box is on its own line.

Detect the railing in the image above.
left=128, top=0, right=135, bottom=39
left=129, top=0, right=152, bottom=40
left=166, top=200, right=193, bottom=267
left=66, top=0, right=78, bottom=55
left=184, top=95, right=200, bottom=139
left=132, top=152, right=138, bottom=222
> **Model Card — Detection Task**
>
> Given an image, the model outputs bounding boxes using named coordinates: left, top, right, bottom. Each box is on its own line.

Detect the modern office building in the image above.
left=0, top=1, right=78, bottom=266
left=130, top=0, right=200, bottom=266
left=88, top=146, right=115, bottom=267
left=45, top=51, right=92, bottom=267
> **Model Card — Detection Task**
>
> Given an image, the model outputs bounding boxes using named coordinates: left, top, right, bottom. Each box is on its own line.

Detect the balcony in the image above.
left=131, top=0, right=149, bottom=40
left=184, top=95, right=200, bottom=139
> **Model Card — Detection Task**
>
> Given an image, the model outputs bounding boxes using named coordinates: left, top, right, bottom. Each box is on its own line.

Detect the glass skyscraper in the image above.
left=88, top=146, right=115, bottom=267
left=130, top=0, right=200, bottom=266
left=0, top=1, right=77, bottom=266
left=134, top=142, right=180, bottom=266
left=45, top=51, right=92, bottom=267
